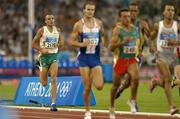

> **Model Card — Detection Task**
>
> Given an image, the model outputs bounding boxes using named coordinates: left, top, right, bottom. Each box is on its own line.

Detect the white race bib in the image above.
left=85, top=38, right=99, bottom=54
left=160, top=40, right=168, bottom=48
left=123, top=46, right=136, bottom=54
left=44, top=42, right=57, bottom=48
left=160, top=32, right=176, bottom=48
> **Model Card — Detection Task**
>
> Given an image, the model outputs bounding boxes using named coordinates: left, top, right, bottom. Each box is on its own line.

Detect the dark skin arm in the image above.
left=149, top=22, right=159, bottom=53
left=109, top=25, right=129, bottom=52
left=141, top=20, right=151, bottom=38
left=109, top=26, right=120, bottom=52
left=137, top=20, right=151, bottom=55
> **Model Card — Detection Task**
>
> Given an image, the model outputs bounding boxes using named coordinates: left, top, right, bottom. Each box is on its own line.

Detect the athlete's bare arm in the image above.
left=149, top=22, right=159, bottom=53
left=109, top=26, right=120, bottom=51
left=96, top=19, right=107, bottom=48
left=141, top=20, right=151, bottom=38
left=69, top=21, right=89, bottom=48
left=32, top=28, right=48, bottom=54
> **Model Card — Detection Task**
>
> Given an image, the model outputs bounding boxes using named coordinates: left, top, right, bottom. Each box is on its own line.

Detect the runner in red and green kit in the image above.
left=115, top=2, right=151, bottom=100
left=109, top=8, right=139, bottom=119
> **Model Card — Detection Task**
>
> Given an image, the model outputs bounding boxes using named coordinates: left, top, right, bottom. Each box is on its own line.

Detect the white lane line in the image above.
left=1, top=105, right=180, bottom=118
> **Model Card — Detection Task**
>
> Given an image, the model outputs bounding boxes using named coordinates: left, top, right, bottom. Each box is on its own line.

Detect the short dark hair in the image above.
left=162, top=2, right=175, bottom=11
left=129, top=2, right=138, bottom=7
left=83, top=0, right=96, bottom=9
left=118, top=8, right=129, bottom=17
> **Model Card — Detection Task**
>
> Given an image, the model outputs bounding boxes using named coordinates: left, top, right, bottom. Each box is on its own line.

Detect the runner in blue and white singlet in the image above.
left=69, top=1, right=106, bottom=119
left=78, top=18, right=101, bottom=68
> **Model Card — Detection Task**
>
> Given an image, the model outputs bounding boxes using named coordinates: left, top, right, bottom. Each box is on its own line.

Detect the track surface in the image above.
left=1, top=106, right=180, bottom=119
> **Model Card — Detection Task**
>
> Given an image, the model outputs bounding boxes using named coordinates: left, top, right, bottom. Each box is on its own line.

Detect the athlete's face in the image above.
left=129, top=5, right=138, bottom=20
left=83, top=4, right=95, bottom=18
left=45, top=15, right=55, bottom=26
left=163, top=5, right=175, bottom=20
left=121, top=11, right=131, bottom=26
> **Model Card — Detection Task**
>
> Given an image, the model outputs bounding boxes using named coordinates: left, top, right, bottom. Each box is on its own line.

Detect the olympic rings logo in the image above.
left=59, top=81, right=72, bottom=98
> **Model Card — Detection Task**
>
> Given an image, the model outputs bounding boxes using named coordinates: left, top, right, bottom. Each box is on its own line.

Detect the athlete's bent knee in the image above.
left=96, top=85, right=103, bottom=90
left=51, top=78, right=57, bottom=85
left=41, top=81, right=48, bottom=86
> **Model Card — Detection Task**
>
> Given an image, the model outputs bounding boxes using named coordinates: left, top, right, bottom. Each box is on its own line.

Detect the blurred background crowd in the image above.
left=0, top=0, right=180, bottom=66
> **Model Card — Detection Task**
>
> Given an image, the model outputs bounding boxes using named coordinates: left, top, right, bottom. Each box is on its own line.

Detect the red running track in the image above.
left=2, top=107, right=180, bottom=119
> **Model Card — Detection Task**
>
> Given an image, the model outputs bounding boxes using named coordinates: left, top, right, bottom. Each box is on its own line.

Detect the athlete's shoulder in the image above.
left=94, top=18, right=103, bottom=26
left=74, top=19, right=83, bottom=29
left=115, top=22, right=121, bottom=28
left=37, top=27, right=44, bottom=35
left=130, top=24, right=137, bottom=29
left=113, top=24, right=122, bottom=34
left=130, top=24, right=135, bottom=27
left=140, top=19, right=148, bottom=26
left=55, top=27, right=61, bottom=32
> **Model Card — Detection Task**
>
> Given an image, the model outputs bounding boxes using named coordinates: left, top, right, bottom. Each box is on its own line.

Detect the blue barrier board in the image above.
left=14, top=76, right=96, bottom=106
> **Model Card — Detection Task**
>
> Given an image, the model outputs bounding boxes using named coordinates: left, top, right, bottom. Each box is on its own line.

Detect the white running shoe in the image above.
left=109, top=108, right=115, bottom=119
left=127, top=99, right=138, bottom=113
left=84, top=111, right=91, bottom=119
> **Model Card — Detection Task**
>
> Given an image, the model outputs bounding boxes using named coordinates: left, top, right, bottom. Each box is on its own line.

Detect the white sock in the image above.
left=85, top=111, right=91, bottom=116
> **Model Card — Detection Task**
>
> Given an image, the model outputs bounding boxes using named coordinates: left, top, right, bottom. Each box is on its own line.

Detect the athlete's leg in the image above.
left=115, top=56, right=142, bottom=99
left=91, top=65, right=104, bottom=90
left=157, top=59, right=172, bottom=105
left=49, top=62, right=58, bottom=104
left=149, top=63, right=164, bottom=93
left=150, top=73, right=164, bottom=93
left=127, top=63, right=139, bottom=113
left=128, top=63, right=139, bottom=101
left=118, top=55, right=142, bottom=93
left=110, top=72, right=121, bottom=109
left=80, top=67, right=92, bottom=112
left=115, top=73, right=130, bottom=99
left=109, top=72, right=121, bottom=119
left=39, top=55, right=49, bottom=86
left=121, top=73, right=131, bottom=89
left=156, top=58, right=178, bottom=114
left=39, top=67, right=49, bottom=86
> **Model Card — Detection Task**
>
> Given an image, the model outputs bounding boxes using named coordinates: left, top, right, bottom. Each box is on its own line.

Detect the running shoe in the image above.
left=50, top=103, right=58, bottom=111
left=170, top=106, right=179, bottom=115
left=127, top=100, right=139, bottom=113
left=84, top=111, right=91, bottom=119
